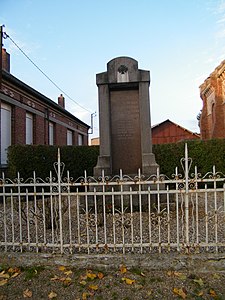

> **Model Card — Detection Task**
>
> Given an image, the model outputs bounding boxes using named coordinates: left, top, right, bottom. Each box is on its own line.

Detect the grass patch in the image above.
left=148, top=276, right=163, bottom=283
left=22, top=266, right=45, bottom=281
left=129, top=267, right=143, bottom=276
left=0, top=265, right=9, bottom=272
left=111, top=291, right=118, bottom=299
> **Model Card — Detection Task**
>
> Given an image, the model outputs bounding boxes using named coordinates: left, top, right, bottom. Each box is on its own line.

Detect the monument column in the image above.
left=98, top=84, right=111, bottom=157
left=94, top=81, right=112, bottom=176
left=94, top=56, right=158, bottom=177
left=139, top=81, right=158, bottom=174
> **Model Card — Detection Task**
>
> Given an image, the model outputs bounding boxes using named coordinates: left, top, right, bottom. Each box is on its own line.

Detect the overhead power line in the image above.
left=3, top=30, right=93, bottom=114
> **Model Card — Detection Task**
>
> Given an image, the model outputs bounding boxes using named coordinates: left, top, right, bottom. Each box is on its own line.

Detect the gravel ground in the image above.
left=0, top=263, right=225, bottom=299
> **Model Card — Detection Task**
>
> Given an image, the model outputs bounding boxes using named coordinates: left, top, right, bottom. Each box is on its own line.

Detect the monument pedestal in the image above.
left=94, top=155, right=111, bottom=177
left=142, top=153, right=159, bottom=175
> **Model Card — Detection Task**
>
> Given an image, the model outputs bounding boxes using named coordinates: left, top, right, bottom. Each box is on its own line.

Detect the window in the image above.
left=1, top=103, right=11, bottom=164
left=78, top=133, right=83, bottom=146
left=67, top=130, right=73, bottom=145
left=26, top=113, right=33, bottom=144
left=49, top=122, right=54, bottom=145
left=206, top=89, right=215, bottom=115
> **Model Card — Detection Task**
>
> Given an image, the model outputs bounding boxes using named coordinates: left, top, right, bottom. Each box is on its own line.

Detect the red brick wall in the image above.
left=200, top=90, right=225, bottom=140
left=35, top=115, right=45, bottom=145
left=13, top=106, right=26, bottom=144
left=55, top=123, right=67, bottom=145
left=152, top=121, right=200, bottom=144
left=83, top=133, right=88, bottom=145
left=1, top=80, right=89, bottom=147
left=200, top=62, right=225, bottom=139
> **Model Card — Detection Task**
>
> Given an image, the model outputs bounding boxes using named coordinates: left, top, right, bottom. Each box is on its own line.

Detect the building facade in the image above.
left=0, top=49, right=89, bottom=166
left=151, top=119, right=200, bottom=144
left=199, top=60, right=225, bottom=139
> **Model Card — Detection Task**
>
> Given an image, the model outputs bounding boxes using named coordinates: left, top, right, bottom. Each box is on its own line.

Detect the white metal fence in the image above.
left=0, top=144, right=224, bottom=254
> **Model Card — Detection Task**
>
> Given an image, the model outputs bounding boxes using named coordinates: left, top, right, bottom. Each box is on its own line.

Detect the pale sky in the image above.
left=1, top=0, right=225, bottom=138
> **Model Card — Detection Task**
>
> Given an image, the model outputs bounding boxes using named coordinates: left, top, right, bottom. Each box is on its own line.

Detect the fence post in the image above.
left=184, top=143, right=189, bottom=249
left=57, top=148, right=63, bottom=254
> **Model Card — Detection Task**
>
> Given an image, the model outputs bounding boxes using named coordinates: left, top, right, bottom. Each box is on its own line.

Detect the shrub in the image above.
left=7, top=145, right=99, bottom=180
left=6, top=139, right=225, bottom=180
left=153, top=139, right=225, bottom=177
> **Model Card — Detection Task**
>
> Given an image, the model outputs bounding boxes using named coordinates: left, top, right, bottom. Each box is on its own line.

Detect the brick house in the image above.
left=91, top=119, right=200, bottom=145
left=151, top=119, right=200, bottom=144
left=199, top=60, right=225, bottom=139
left=0, top=49, right=89, bottom=166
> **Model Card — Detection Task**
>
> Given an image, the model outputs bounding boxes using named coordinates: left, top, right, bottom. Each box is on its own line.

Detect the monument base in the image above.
left=94, top=153, right=159, bottom=178
left=142, top=153, right=159, bottom=175
left=93, top=155, right=111, bottom=177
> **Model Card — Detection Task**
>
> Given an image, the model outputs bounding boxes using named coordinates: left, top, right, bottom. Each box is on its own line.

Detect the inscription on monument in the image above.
left=110, top=89, right=142, bottom=174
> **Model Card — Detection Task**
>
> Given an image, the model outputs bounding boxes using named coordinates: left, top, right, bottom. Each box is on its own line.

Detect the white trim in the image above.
left=1, top=102, right=11, bottom=164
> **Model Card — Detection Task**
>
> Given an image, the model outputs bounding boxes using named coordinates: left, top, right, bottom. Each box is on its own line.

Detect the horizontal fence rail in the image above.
left=0, top=145, right=224, bottom=254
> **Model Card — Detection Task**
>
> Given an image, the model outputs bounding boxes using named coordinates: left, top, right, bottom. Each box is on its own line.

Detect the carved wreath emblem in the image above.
left=118, top=65, right=128, bottom=74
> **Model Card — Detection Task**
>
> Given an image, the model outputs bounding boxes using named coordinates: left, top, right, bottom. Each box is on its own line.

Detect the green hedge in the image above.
left=153, top=139, right=225, bottom=177
left=7, top=139, right=225, bottom=180
left=7, top=145, right=99, bottom=180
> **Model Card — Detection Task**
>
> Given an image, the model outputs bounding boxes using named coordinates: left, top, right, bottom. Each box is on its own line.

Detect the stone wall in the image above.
left=1, top=252, right=225, bottom=273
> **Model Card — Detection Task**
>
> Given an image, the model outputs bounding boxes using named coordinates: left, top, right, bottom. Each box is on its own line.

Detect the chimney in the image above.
left=2, top=48, right=10, bottom=72
left=58, top=94, right=65, bottom=108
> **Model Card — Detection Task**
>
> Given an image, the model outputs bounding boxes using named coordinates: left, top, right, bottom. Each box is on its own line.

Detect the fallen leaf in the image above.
left=8, top=267, right=21, bottom=279
left=7, top=268, right=14, bottom=273
left=58, top=266, right=66, bottom=272
left=59, top=277, right=67, bottom=282
left=10, top=272, right=20, bottom=279
left=8, top=267, right=20, bottom=274
left=174, top=272, right=187, bottom=280
left=86, top=272, right=97, bottom=280
left=63, top=277, right=72, bottom=286
left=173, top=287, right=187, bottom=299
left=23, top=289, right=32, bottom=298
left=48, top=291, right=57, bottom=299
left=167, top=271, right=186, bottom=280
left=64, top=270, right=72, bottom=276
left=97, top=272, right=104, bottom=279
left=80, top=274, right=87, bottom=281
left=197, top=291, right=204, bottom=296
left=0, top=279, right=8, bottom=286
left=209, top=289, right=217, bottom=297
left=82, top=292, right=89, bottom=300
left=120, top=265, right=127, bottom=274
left=79, top=280, right=87, bottom=286
left=88, top=284, right=98, bottom=291
left=0, top=272, right=10, bottom=279
left=193, top=278, right=204, bottom=287
left=122, top=277, right=135, bottom=285
left=50, top=275, right=60, bottom=281
left=212, top=273, right=220, bottom=279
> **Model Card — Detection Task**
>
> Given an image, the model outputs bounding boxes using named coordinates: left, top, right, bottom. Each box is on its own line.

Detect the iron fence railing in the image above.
left=0, top=144, right=224, bottom=254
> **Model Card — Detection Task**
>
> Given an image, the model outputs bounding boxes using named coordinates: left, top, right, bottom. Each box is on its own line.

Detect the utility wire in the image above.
left=3, top=31, right=93, bottom=113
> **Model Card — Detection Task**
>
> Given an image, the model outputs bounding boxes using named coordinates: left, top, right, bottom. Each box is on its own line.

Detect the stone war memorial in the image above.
left=94, top=57, right=158, bottom=177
